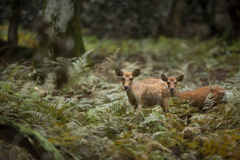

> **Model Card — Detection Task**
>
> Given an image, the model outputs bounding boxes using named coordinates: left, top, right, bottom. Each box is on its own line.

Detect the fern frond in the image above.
left=0, top=91, right=25, bottom=104
left=224, top=71, right=240, bottom=89
left=71, top=49, right=94, bottom=73
left=202, top=93, right=216, bottom=111
left=94, top=48, right=118, bottom=73
left=21, top=110, right=43, bottom=118
left=191, top=113, right=217, bottom=124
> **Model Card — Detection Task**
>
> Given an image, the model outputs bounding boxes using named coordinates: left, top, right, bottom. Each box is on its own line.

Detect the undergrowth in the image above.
left=0, top=37, right=240, bottom=160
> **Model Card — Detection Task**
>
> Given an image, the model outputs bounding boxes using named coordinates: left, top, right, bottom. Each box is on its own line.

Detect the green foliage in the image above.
left=1, top=37, right=240, bottom=159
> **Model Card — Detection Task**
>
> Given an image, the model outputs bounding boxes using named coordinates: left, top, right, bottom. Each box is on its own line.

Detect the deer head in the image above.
left=115, top=69, right=140, bottom=91
left=161, top=74, right=184, bottom=95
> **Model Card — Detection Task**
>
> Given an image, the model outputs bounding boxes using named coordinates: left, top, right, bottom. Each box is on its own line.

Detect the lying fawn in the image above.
left=161, top=74, right=226, bottom=110
left=115, top=69, right=170, bottom=113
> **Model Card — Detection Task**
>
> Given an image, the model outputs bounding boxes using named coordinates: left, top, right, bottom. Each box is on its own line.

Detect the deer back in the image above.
left=132, top=78, right=170, bottom=107
left=179, top=86, right=225, bottom=109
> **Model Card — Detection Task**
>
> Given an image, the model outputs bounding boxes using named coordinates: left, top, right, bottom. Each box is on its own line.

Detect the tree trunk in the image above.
left=43, top=0, right=86, bottom=88
left=50, top=0, right=86, bottom=59
left=66, top=0, right=85, bottom=57
left=227, top=0, right=240, bottom=37
left=0, top=118, right=64, bottom=160
left=168, top=0, right=184, bottom=36
left=199, top=0, right=217, bottom=35
left=8, top=0, right=22, bottom=45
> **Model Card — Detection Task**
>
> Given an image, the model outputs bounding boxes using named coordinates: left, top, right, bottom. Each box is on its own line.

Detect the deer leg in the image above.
left=123, top=98, right=128, bottom=105
left=136, top=105, right=142, bottom=115
left=136, top=97, right=143, bottom=115
left=161, top=98, right=169, bottom=112
left=134, top=104, right=142, bottom=123
left=134, top=105, right=138, bottom=109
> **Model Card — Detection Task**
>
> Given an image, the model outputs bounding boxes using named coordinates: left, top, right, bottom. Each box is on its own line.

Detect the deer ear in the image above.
left=132, top=69, right=140, bottom=77
left=115, top=69, right=123, bottom=76
left=176, top=75, right=184, bottom=82
left=161, top=74, right=168, bottom=82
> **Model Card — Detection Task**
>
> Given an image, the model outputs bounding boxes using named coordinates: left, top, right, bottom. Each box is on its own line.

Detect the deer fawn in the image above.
left=161, top=74, right=226, bottom=110
left=115, top=69, right=170, bottom=113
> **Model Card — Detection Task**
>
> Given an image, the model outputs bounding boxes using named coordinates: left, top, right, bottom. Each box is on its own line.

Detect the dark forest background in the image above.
left=1, top=0, right=240, bottom=39
left=0, top=0, right=240, bottom=160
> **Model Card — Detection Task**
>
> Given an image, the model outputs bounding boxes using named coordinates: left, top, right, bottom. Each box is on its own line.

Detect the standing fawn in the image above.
left=161, top=74, right=226, bottom=110
left=115, top=69, right=170, bottom=113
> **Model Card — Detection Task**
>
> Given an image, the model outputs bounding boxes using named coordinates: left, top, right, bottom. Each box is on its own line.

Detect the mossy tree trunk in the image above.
left=66, top=0, right=85, bottom=57
left=43, top=0, right=86, bottom=88
left=0, top=118, right=64, bottom=160
left=45, top=0, right=86, bottom=59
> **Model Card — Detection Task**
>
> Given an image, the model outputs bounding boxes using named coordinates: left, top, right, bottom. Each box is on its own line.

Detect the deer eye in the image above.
left=167, top=82, right=170, bottom=84
left=122, top=78, right=125, bottom=80
left=130, top=78, right=133, bottom=80
left=175, top=82, right=177, bottom=84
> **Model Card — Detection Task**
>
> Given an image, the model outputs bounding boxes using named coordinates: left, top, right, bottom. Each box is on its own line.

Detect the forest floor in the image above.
left=0, top=35, right=240, bottom=159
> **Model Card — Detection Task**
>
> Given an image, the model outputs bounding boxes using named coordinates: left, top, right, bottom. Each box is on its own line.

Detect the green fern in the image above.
left=202, top=93, right=216, bottom=111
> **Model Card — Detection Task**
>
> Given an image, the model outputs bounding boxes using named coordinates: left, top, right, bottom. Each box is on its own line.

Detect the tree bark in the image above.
left=52, top=0, right=86, bottom=59
left=66, top=0, right=85, bottom=57
left=227, top=0, right=240, bottom=37
left=8, top=0, right=23, bottom=45
left=50, top=0, right=86, bottom=88
left=168, top=0, right=184, bottom=35
left=0, top=118, right=64, bottom=160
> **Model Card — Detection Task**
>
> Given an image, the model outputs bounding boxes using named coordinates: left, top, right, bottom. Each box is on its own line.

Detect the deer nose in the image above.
left=170, top=88, right=174, bottom=91
left=124, top=86, right=129, bottom=90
